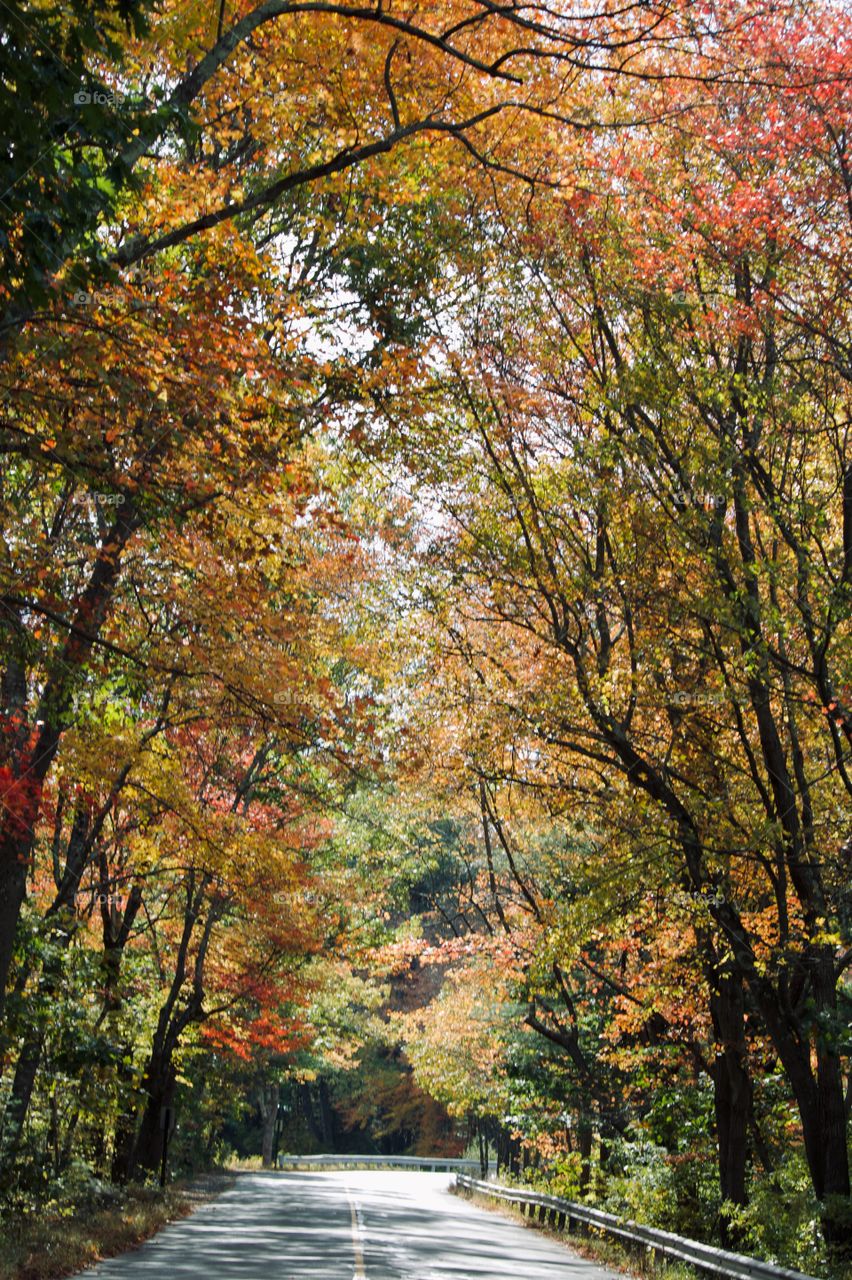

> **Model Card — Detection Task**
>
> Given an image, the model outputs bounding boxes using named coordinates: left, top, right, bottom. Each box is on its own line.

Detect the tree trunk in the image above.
left=0, top=645, right=36, bottom=1024
left=719, top=915, right=852, bottom=1249
left=318, top=1078, right=335, bottom=1149
left=2, top=840, right=141, bottom=1168
left=708, top=967, right=750, bottom=1244
left=0, top=901, right=83, bottom=1164
left=111, top=1096, right=139, bottom=1184
left=299, top=1082, right=323, bottom=1146
left=812, top=953, right=852, bottom=1252
left=258, top=1080, right=279, bottom=1168
left=0, top=840, right=31, bottom=1026
left=127, top=1052, right=177, bottom=1177
left=577, top=1118, right=593, bottom=1196
left=111, top=1033, right=177, bottom=1183
left=753, top=967, right=850, bottom=1249
left=0, top=1034, right=42, bottom=1168
left=478, top=1127, right=489, bottom=1177
left=0, top=500, right=139, bottom=1021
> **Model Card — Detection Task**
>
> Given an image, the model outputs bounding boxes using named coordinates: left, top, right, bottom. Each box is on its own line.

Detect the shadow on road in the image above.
left=78, top=1170, right=619, bottom=1280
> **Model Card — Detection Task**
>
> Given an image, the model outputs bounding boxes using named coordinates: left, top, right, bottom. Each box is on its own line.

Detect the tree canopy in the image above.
left=1, top=0, right=852, bottom=1272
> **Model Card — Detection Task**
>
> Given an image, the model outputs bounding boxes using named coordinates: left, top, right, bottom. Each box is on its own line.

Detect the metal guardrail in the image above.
left=455, top=1175, right=819, bottom=1280
left=278, top=1153, right=479, bottom=1172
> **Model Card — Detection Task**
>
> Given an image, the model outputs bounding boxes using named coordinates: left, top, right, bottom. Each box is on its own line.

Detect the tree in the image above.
left=345, top=2, right=852, bottom=1245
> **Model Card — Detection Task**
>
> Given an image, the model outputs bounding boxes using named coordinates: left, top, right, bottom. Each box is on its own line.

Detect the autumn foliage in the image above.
left=1, top=0, right=852, bottom=1271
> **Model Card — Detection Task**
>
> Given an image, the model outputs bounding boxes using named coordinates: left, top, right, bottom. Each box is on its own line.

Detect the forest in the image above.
left=1, top=0, right=851, bottom=1275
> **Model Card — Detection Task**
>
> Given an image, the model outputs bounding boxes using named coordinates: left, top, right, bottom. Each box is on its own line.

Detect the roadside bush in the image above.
left=725, top=1155, right=828, bottom=1278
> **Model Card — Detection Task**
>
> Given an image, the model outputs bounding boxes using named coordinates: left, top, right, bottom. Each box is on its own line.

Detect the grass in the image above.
left=0, top=1173, right=234, bottom=1280
left=225, top=1155, right=271, bottom=1171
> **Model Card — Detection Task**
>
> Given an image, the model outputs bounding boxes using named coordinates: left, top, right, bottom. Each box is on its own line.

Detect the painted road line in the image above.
left=347, top=1188, right=366, bottom=1279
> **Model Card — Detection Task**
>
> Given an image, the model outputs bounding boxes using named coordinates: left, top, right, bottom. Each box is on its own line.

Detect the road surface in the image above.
left=78, top=1171, right=620, bottom=1279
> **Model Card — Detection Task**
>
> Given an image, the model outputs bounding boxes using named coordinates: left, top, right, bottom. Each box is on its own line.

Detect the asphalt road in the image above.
left=78, top=1171, right=619, bottom=1279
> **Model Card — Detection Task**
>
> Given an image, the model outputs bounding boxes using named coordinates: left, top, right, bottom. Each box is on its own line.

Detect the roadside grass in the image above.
left=459, top=1187, right=695, bottom=1280
left=0, top=1173, right=234, bottom=1280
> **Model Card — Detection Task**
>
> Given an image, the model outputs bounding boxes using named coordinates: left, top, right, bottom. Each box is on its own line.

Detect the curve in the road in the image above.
left=76, top=1170, right=622, bottom=1280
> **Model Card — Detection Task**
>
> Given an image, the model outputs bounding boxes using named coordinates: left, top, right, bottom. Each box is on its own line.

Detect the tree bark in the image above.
left=577, top=1117, right=593, bottom=1196
left=128, top=1052, right=177, bottom=1176
left=296, top=1082, right=321, bottom=1146
left=707, top=966, right=751, bottom=1243
left=318, top=1078, right=336, bottom=1149
left=258, top=1080, right=280, bottom=1168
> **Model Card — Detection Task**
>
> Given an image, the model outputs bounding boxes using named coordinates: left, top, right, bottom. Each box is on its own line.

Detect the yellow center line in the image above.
left=347, top=1189, right=366, bottom=1279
